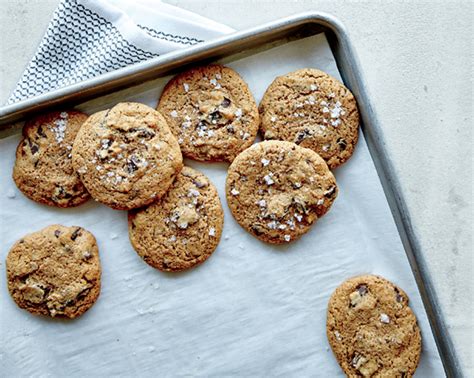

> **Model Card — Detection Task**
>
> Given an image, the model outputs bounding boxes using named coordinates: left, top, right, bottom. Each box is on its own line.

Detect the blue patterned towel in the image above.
left=7, top=0, right=233, bottom=105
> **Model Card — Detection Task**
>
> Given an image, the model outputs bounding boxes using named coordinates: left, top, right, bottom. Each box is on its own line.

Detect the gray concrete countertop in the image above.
left=0, top=0, right=472, bottom=375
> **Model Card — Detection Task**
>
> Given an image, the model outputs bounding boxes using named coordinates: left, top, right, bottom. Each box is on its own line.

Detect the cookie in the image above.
left=259, top=68, right=360, bottom=169
left=226, top=140, right=337, bottom=244
left=12, top=110, right=90, bottom=207
left=6, top=225, right=101, bottom=319
left=157, top=65, right=259, bottom=162
left=72, top=102, right=183, bottom=210
left=128, top=167, right=224, bottom=272
left=327, top=275, right=422, bottom=377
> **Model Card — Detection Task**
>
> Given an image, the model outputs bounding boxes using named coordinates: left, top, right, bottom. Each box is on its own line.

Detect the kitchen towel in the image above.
left=6, top=0, right=234, bottom=105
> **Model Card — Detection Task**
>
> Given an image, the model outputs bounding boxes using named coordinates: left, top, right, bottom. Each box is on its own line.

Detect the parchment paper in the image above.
left=0, top=34, right=444, bottom=377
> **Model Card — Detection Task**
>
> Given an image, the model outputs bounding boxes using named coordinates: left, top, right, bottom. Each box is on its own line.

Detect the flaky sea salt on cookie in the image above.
left=259, top=68, right=360, bottom=169
left=128, top=167, right=224, bottom=272
left=157, top=65, right=259, bottom=162
left=13, top=110, right=90, bottom=207
left=226, top=140, right=338, bottom=244
left=72, top=102, right=183, bottom=210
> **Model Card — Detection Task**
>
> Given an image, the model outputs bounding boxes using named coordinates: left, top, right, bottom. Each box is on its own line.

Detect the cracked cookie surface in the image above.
left=327, top=275, right=422, bottom=377
left=259, top=68, right=360, bottom=169
left=13, top=110, right=90, bottom=207
left=72, top=102, right=183, bottom=210
left=6, top=225, right=101, bottom=319
left=226, top=140, right=337, bottom=244
left=128, top=167, right=223, bottom=272
left=157, top=65, right=259, bottom=162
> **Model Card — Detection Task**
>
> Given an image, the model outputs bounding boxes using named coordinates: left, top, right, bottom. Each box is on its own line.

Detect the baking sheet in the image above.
left=0, top=34, right=444, bottom=376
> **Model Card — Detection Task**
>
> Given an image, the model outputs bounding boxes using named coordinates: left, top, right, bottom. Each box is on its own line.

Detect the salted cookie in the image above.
left=6, top=225, right=101, bottom=319
left=128, top=167, right=223, bottom=272
left=259, top=68, right=360, bottom=169
left=13, top=110, right=90, bottom=207
left=327, top=275, right=422, bottom=377
left=157, top=65, right=259, bottom=162
left=226, top=140, right=337, bottom=244
left=72, top=102, right=183, bottom=210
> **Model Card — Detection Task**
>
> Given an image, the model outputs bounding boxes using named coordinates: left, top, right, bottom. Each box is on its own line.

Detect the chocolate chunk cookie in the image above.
left=72, top=102, right=183, bottom=210
left=128, top=167, right=224, bottom=272
left=13, top=110, right=90, bottom=207
left=259, top=68, right=360, bottom=169
left=327, top=275, right=422, bottom=377
left=226, top=140, right=337, bottom=244
left=157, top=65, right=259, bottom=162
left=6, top=225, right=101, bottom=319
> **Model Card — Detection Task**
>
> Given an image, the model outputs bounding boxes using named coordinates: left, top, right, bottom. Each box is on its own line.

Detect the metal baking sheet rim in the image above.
left=0, top=12, right=461, bottom=377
